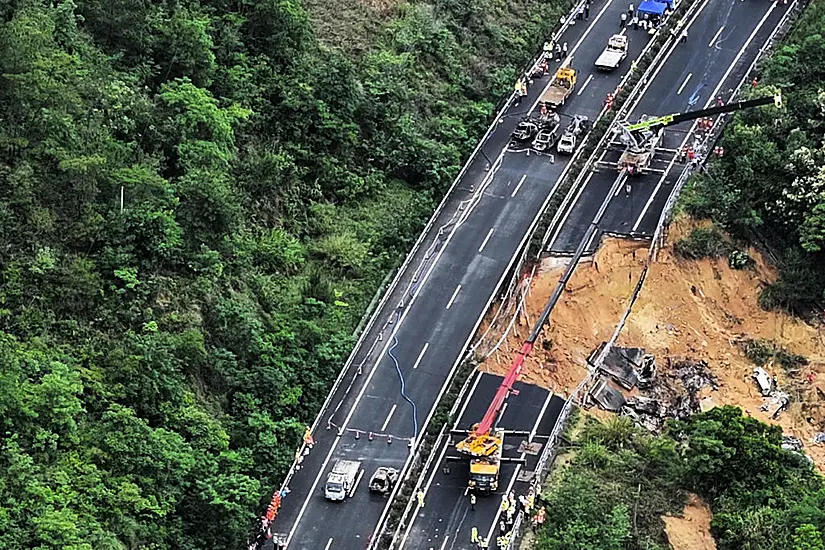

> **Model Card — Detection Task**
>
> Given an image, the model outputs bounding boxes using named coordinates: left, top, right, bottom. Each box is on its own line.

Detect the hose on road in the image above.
left=388, top=335, right=419, bottom=438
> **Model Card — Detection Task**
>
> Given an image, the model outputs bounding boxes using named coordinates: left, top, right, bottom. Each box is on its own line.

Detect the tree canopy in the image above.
left=0, top=0, right=569, bottom=547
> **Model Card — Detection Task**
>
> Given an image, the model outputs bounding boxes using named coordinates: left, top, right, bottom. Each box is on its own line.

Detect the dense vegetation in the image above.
left=682, top=0, right=825, bottom=312
left=0, top=0, right=569, bottom=548
left=536, top=407, right=825, bottom=550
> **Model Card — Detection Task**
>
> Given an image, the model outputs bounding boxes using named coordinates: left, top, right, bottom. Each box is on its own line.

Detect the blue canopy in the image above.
left=638, top=0, right=668, bottom=15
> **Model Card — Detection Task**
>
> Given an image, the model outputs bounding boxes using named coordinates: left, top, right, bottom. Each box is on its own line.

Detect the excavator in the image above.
left=616, top=92, right=782, bottom=174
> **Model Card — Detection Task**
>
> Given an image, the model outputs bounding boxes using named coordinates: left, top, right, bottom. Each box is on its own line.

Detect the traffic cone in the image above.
left=387, top=434, right=393, bottom=444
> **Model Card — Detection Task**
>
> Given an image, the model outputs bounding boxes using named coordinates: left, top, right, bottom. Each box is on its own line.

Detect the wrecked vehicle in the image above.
left=368, top=467, right=399, bottom=494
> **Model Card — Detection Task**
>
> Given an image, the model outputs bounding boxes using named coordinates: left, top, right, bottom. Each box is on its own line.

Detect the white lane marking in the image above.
left=398, top=373, right=483, bottom=548
left=484, top=391, right=554, bottom=544
left=439, top=535, right=451, bottom=550
left=381, top=404, right=397, bottom=431
left=412, top=343, right=429, bottom=370
left=350, top=468, right=364, bottom=498
left=511, top=175, right=527, bottom=198
left=324, top=538, right=333, bottom=550
left=446, top=285, right=462, bottom=310
left=478, top=227, right=495, bottom=253
left=577, top=74, right=594, bottom=96
left=633, top=1, right=778, bottom=233
left=569, top=0, right=617, bottom=58
left=626, top=0, right=715, bottom=114
left=677, top=73, right=692, bottom=95
left=547, top=172, right=594, bottom=250
left=286, top=107, right=509, bottom=547
left=709, top=25, right=725, bottom=47
left=531, top=391, right=555, bottom=441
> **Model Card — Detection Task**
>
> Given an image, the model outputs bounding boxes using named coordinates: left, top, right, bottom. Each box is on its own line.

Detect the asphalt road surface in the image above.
left=547, top=0, right=791, bottom=255
left=267, top=0, right=656, bottom=548
left=396, top=373, right=564, bottom=550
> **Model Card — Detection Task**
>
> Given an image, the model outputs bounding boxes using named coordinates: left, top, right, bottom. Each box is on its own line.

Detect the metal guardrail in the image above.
left=504, top=2, right=806, bottom=548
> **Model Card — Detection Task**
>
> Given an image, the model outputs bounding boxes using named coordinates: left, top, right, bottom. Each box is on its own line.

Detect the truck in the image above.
left=594, top=34, right=628, bottom=71
left=540, top=67, right=577, bottom=110
left=324, top=459, right=362, bottom=501
left=467, top=429, right=504, bottom=494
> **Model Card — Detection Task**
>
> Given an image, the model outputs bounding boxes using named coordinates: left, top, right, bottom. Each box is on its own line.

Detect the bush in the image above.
left=739, top=338, right=808, bottom=371
left=673, top=226, right=731, bottom=259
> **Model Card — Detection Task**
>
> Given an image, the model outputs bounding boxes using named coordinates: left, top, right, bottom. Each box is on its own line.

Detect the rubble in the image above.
left=589, top=378, right=628, bottom=411
left=594, top=345, right=643, bottom=389
left=782, top=435, right=804, bottom=452
left=624, top=359, right=719, bottom=432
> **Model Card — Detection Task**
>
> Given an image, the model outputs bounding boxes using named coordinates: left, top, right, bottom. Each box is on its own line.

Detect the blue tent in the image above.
left=638, top=0, right=668, bottom=15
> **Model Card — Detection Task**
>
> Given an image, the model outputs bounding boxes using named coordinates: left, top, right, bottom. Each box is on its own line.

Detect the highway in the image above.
left=547, top=0, right=791, bottom=255
left=396, top=373, right=564, bottom=550
left=266, top=0, right=655, bottom=548
left=364, top=1, right=794, bottom=548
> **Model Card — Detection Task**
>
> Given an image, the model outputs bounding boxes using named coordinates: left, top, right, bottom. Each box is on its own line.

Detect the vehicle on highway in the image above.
left=467, top=428, right=505, bottom=493
left=540, top=67, right=577, bottom=110
left=557, top=115, right=590, bottom=155
left=324, top=459, right=362, bottom=501
left=511, top=117, right=539, bottom=143
left=616, top=93, right=782, bottom=174
left=594, top=34, right=628, bottom=71
left=368, top=467, right=399, bottom=494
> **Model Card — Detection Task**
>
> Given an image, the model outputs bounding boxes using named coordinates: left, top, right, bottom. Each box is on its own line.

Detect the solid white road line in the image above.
left=350, top=469, right=364, bottom=498
left=381, top=404, right=397, bottom=431
left=484, top=391, right=554, bottom=544
left=625, top=0, right=715, bottom=114
left=577, top=74, right=594, bottom=96
left=631, top=2, right=778, bottom=233
left=478, top=227, right=496, bottom=253
left=287, top=116, right=510, bottom=546
left=677, top=72, right=692, bottom=95
left=398, top=373, right=483, bottom=549
left=569, top=0, right=618, bottom=57
left=412, top=342, right=429, bottom=370
left=708, top=25, right=725, bottom=47
left=511, top=175, right=527, bottom=198
left=547, top=171, right=594, bottom=250
left=324, top=538, right=333, bottom=550
left=439, top=535, right=451, bottom=550
left=446, top=285, right=462, bottom=310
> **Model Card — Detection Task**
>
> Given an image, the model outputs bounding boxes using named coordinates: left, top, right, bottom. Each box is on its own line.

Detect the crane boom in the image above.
left=624, top=93, right=781, bottom=133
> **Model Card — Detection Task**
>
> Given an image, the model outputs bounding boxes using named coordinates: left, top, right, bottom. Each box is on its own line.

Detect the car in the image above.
left=368, top=467, right=399, bottom=494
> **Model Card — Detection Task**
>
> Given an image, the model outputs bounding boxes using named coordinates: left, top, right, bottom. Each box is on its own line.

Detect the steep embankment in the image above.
left=482, top=218, right=825, bottom=465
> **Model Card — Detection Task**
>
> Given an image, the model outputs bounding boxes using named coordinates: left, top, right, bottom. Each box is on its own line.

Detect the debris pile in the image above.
left=625, top=360, right=719, bottom=431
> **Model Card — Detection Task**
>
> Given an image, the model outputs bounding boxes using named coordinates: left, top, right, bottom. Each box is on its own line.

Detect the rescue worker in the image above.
left=620, top=11, right=627, bottom=27
left=540, top=103, right=548, bottom=117
left=716, top=96, right=724, bottom=106
left=470, top=493, right=477, bottom=511
left=554, top=43, right=562, bottom=61
left=577, top=5, right=585, bottom=20
left=471, top=526, right=479, bottom=544
left=585, top=1, right=591, bottom=19
left=417, top=490, right=425, bottom=508
left=562, top=41, right=569, bottom=56
left=500, top=495, right=509, bottom=513
left=480, top=537, right=489, bottom=549
left=628, top=2, right=634, bottom=15
left=714, top=145, right=725, bottom=158
left=680, top=28, right=688, bottom=43
left=514, top=78, right=524, bottom=106
left=543, top=41, right=553, bottom=59
left=631, top=15, right=639, bottom=30
left=752, top=76, right=759, bottom=88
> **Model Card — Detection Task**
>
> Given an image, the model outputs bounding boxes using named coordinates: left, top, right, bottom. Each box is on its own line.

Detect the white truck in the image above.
left=595, top=34, right=628, bottom=71
left=324, top=459, right=362, bottom=501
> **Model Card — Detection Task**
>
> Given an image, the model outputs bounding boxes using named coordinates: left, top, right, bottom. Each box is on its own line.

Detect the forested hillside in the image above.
left=0, top=0, right=567, bottom=548
left=683, top=0, right=825, bottom=313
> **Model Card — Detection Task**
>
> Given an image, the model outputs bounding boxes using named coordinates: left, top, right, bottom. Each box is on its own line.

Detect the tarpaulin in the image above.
left=638, top=0, right=668, bottom=15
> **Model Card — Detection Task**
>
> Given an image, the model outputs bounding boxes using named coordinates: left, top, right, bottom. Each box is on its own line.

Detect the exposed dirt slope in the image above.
left=481, top=218, right=825, bottom=465
left=663, top=494, right=717, bottom=550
